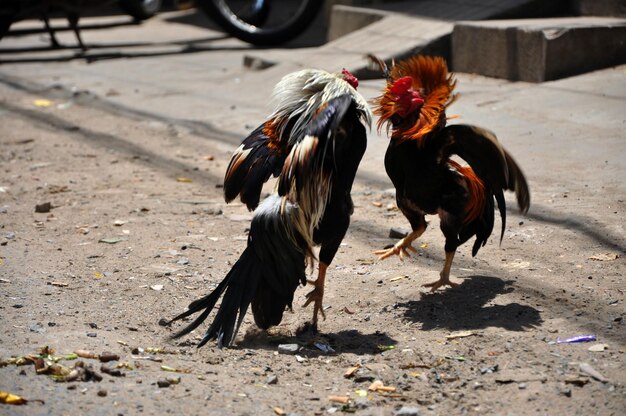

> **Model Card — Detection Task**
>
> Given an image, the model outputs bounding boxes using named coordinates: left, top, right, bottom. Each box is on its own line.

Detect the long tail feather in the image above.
left=504, top=152, right=530, bottom=214
left=169, top=246, right=262, bottom=348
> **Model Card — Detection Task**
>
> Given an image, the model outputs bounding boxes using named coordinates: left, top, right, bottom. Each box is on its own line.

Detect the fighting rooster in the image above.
left=167, top=69, right=371, bottom=347
left=371, top=55, right=530, bottom=290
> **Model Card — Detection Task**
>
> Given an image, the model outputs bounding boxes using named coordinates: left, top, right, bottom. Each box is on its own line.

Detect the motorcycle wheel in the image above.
left=119, top=0, right=162, bottom=20
left=0, top=14, right=14, bottom=40
left=195, top=0, right=323, bottom=46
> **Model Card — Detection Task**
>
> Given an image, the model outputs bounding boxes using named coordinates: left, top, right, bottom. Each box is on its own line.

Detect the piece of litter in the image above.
left=98, top=237, right=125, bottom=244
left=446, top=330, right=476, bottom=340
left=34, top=99, right=53, bottom=108
left=328, top=395, right=349, bottom=404
left=556, top=335, right=596, bottom=344
left=588, top=253, right=619, bottom=261
left=368, top=380, right=396, bottom=392
left=579, top=362, right=609, bottom=383
left=389, top=275, right=407, bottom=282
left=588, top=344, right=608, bottom=352
left=377, top=344, right=395, bottom=352
left=313, top=342, right=335, bottom=354
left=150, top=285, right=164, bottom=291
left=176, top=177, right=193, bottom=183
left=344, top=365, right=360, bottom=378
left=354, top=389, right=367, bottom=397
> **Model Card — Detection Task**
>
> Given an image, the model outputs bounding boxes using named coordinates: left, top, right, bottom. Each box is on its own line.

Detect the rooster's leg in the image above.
left=423, top=250, right=459, bottom=291
left=374, top=222, right=426, bottom=261
left=303, top=262, right=328, bottom=327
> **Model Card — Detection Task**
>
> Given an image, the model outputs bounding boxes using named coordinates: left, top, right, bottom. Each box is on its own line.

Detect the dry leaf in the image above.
left=579, top=362, right=609, bottom=382
left=0, top=390, right=27, bottom=405
left=446, top=330, right=476, bottom=340
left=98, top=237, right=124, bottom=244
left=161, top=365, right=191, bottom=373
left=371, top=201, right=383, bottom=208
left=344, top=365, right=361, bottom=378
left=588, top=253, right=619, bottom=261
left=354, top=389, right=367, bottom=397
left=389, top=275, right=407, bottom=282
left=273, top=407, right=286, bottom=416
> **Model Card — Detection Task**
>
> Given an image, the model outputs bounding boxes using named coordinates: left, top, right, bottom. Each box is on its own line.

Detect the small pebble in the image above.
left=87, top=332, right=97, bottom=337
left=278, top=344, right=299, bottom=355
left=97, top=389, right=107, bottom=397
left=157, top=379, right=171, bottom=388
left=394, top=406, right=421, bottom=416
left=35, top=202, right=52, bottom=213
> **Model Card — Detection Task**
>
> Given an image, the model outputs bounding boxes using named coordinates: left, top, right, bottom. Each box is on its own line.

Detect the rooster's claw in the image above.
left=373, top=239, right=417, bottom=261
left=303, top=279, right=326, bottom=325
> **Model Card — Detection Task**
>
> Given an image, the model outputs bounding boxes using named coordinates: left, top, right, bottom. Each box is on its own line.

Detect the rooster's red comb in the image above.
left=341, top=68, right=359, bottom=89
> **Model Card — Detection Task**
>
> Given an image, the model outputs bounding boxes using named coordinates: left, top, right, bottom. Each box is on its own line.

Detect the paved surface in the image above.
left=1, top=7, right=625, bottom=187
left=0, top=6, right=625, bottom=415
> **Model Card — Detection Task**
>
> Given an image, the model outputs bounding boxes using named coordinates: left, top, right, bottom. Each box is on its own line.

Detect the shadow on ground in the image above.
left=237, top=327, right=397, bottom=356
left=400, top=275, right=543, bottom=331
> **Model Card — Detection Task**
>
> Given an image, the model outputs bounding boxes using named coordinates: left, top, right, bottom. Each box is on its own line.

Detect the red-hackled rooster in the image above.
left=167, top=69, right=371, bottom=347
left=371, top=55, right=530, bottom=290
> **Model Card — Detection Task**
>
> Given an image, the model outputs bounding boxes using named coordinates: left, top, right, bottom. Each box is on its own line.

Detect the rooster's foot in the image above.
left=423, top=272, right=459, bottom=292
left=373, top=238, right=417, bottom=261
left=303, top=279, right=326, bottom=326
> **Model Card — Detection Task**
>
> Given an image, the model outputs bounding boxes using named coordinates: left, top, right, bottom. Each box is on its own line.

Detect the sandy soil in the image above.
left=0, top=76, right=624, bottom=416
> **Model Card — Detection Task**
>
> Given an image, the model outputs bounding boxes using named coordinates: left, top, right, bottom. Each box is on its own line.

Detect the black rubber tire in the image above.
left=195, top=0, right=323, bottom=46
left=118, top=0, right=162, bottom=21
left=0, top=14, right=14, bottom=40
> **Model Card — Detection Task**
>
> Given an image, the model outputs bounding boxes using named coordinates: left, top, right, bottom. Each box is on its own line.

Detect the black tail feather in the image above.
left=169, top=247, right=262, bottom=347
left=494, top=190, right=507, bottom=244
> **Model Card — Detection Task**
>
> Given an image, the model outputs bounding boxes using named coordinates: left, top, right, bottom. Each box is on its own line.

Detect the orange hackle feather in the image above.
left=262, top=119, right=285, bottom=151
left=375, top=55, right=457, bottom=142
left=448, top=160, right=486, bottom=225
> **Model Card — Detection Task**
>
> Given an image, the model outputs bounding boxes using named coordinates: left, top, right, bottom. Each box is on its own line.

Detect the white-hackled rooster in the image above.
left=167, top=68, right=371, bottom=347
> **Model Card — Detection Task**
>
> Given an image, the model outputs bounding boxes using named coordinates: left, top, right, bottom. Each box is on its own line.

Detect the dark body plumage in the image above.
left=167, top=70, right=371, bottom=347
left=373, top=55, right=530, bottom=290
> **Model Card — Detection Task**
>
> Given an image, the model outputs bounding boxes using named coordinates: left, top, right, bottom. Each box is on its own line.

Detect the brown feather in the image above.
left=448, top=160, right=486, bottom=225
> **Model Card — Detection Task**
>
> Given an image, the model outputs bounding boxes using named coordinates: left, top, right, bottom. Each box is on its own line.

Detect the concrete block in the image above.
left=572, top=0, right=626, bottom=18
left=328, top=5, right=387, bottom=42
left=452, top=17, right=626, bottom=82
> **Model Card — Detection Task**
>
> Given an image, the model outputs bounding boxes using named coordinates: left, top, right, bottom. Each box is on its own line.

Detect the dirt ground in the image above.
left=1, top=67, right=625, bottom=416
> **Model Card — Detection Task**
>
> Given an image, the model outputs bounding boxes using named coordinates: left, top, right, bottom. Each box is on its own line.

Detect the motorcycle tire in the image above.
left=195, top=0, right=323, bottom=46
left=0, top=13, right=14, bottom=40
left=119, top=0, right=162, bottom=21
